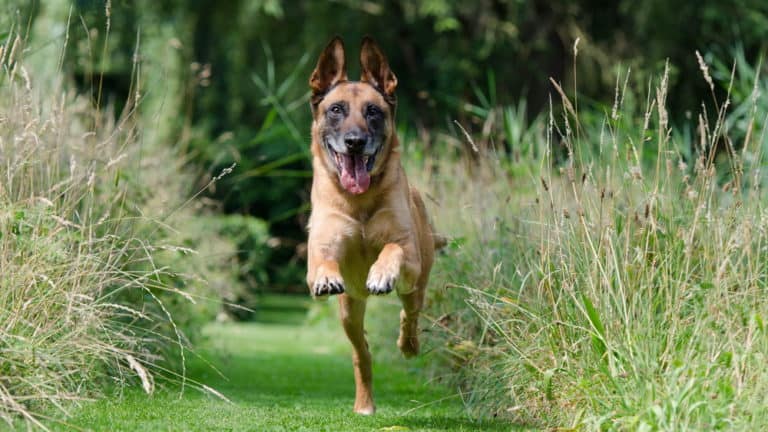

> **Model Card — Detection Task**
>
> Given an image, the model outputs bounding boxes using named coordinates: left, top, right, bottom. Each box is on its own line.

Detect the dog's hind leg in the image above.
left=338, top=294, right=375, bottom=415
left=397, top=282, right=425, bottom=358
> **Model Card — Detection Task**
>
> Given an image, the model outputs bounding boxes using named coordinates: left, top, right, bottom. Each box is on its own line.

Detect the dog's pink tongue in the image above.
left=339, top=154, right=370, bottom=194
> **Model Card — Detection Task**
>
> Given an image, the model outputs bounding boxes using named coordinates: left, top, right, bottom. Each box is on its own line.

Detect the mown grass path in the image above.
left=53, top=297, right=514, bottom=431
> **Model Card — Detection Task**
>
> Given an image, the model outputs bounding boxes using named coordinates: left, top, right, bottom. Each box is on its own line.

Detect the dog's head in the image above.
left=309, top=37, right=397, bottom=195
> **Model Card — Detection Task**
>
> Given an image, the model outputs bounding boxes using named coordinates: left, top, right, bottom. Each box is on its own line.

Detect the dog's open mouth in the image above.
left=328, top=148, right=377, bottom=195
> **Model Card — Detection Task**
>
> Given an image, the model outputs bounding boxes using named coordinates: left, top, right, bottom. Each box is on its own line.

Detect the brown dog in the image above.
left=306, top=36, right=442, bottom=415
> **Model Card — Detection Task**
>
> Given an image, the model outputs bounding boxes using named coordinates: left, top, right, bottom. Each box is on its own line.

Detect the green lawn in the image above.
left=49, top=297, right=515, bottom=431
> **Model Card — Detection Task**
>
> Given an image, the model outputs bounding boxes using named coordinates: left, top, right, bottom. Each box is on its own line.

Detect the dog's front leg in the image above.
left=366, top=239, right=421, bottom=295
left=366, top=242, right=422, bottom=357
left=365, top=243, right=403, bottom=295
left=306, top=219, right=349, bottom=298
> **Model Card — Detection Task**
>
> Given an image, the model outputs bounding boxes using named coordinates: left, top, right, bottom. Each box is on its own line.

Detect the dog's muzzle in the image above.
left=326, top=140, right=379, bottom=195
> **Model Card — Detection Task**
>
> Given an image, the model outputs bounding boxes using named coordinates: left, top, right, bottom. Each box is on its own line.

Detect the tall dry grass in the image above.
left=0, top=30, right=231, bottom=428
left=402, top=53, right=768, bottom=430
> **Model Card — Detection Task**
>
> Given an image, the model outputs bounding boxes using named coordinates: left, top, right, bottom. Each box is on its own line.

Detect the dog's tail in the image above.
left=433, top=232, right=448, bottom=251
left=412, top=187, right=449, bottom=252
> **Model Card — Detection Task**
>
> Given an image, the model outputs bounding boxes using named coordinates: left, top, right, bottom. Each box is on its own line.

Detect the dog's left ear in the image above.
left=360, top=36, right=397, bottom=100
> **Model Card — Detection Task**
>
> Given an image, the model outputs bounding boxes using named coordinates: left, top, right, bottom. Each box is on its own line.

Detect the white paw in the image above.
left=312, top=273, right=345, bottom=297
left=366, top=266, right=398, bottom=295
left=354, top=405, right=375, bottom=415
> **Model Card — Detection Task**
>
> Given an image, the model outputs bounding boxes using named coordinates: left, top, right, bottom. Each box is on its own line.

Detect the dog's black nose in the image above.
left=344, top=133, right=366, bottom=152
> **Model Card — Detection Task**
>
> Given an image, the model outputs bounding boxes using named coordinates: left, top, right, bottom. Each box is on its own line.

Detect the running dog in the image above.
left=306, top=36, right=443, bottom=415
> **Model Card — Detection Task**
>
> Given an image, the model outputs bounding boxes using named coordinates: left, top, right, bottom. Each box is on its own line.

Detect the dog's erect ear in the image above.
left=359, top=36, right=397, bottom=99
left=309, top=37, right=347, bottom=105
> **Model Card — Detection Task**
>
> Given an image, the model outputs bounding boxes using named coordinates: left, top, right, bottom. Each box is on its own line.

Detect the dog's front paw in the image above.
left=366, top=264, right=398, bottom=296
left=312, top=272, right=345, bottom=297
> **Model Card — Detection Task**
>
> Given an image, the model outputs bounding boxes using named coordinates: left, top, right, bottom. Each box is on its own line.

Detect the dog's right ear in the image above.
left=309, top=37, right=347, bottom=108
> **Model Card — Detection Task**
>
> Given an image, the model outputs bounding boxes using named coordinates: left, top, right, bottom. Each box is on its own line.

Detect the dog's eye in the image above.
left=328, top=105, right=343, bottom=115
left=365, top=105, right=382, bottom=118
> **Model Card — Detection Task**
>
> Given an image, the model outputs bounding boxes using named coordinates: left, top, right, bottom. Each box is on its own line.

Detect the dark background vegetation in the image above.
left=13, top=0, right=768, bottom=305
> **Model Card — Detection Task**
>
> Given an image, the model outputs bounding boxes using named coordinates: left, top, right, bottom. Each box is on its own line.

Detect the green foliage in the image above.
left=13, top=0, right=766, bottom=295
left=712, top=45, right=768, bottom=173
left=199, top=214, right=272, bottom=318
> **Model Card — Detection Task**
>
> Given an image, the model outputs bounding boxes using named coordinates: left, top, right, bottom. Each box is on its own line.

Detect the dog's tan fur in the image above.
left=306, top=37, right=440, bottom=415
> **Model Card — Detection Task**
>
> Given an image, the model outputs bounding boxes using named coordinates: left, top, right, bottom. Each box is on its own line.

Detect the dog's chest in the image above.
left=337, top=223, right=384, bottom=297
left=342, top=223, right=381, bottom=267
